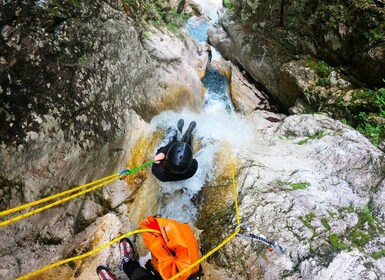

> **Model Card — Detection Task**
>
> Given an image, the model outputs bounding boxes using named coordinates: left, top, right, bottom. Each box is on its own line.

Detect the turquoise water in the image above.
left=185, top=17, right=233, bottom=113
left=202, top=66, right=233, bottom=113
left=185, top=18, right=210, bottom=43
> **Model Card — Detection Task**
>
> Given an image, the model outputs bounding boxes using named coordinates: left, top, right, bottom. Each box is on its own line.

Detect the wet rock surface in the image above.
left=0, top=0, right=207, bottom=279
left=197, top=113, right=385, bottom=279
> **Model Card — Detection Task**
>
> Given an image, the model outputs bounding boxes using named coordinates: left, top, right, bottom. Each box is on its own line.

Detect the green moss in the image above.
left=223, top=0, right=234, bottom=10
left=321, top=217, right=331, bottom=231
left=345, top=205, right=355, bottom=213
left=361, top=205, right=374, bottom=224
left=142, top=31, right=152, bottom=39
left=349, top=228, right=370, bottom=247
left=305, top=59, right=331, bottom=86
left=346, top=85, right=385, bottom=146
left=298, top=130, right=327, bottom=145
left=290, top=182, right=310, bottom=190
left=331, top=204, right=383, bottom=254
left=299, top=212, right=316, bottom=228
left=372, top=250, right=385, bottom=259
left=329, top=233, right=349, bottom=251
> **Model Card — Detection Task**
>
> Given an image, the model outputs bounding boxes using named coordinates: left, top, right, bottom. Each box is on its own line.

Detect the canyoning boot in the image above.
left=181, top=121, right=196, bottom=146
left=177, top=118, right=184, bottom=133
left=120, top=238, right=138, bottom=263
left=96, top=265, right=117, bottom=280
left=186, top=121, right=197, bottom=134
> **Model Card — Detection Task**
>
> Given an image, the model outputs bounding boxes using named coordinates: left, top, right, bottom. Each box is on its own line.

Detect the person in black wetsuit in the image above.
left=151, top=119, right=198, bottom=182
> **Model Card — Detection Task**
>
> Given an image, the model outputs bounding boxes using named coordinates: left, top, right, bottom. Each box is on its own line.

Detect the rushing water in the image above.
left=149, top=1, right=248, bottom=222
left=203, top=66, right=233, bottom=113
left=150, top=109, right=253, bottom=222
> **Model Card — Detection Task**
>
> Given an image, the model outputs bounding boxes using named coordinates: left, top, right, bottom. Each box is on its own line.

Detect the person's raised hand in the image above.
left=154, top=153, right=165, bottom=164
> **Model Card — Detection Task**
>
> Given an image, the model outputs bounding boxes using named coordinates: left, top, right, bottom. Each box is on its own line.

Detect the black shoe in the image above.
left=177, top=119, right=184, bottom=133
left=186, top=121, right=196, bottom=134
left=96, top=265, right=117, bottom=280
left=119, top=238, right=137, bottom=263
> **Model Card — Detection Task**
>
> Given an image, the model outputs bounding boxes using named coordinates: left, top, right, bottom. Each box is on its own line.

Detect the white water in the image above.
left=149, top=108, right=254, bottom=223
left=147, top=1, right=249, bottom=223
left=196, top=0, right=223, bottom=22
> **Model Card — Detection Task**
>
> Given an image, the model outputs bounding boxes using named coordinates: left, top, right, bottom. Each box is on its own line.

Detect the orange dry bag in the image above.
left=140, top=216, right=202, bottom=280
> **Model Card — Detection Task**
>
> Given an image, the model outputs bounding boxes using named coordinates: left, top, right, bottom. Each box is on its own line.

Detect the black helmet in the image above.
left=165, top=142, right=193, bottom=174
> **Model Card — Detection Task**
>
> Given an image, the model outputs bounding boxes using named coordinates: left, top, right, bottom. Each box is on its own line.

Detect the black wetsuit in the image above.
left=151, top=140, right=198, bottom=182
left=123, top=260, right=160, bottom=280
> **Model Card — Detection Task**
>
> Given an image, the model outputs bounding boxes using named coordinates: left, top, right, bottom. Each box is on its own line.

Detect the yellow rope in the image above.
left=169, top=143, right=241, bottom=280
left=0, top=174, right=118, bottom=217
left=12, top=148, right=241, bottom=280
left=0, top=176, right=118, bottom=227
left=15, top=229, right=161, bottom=280
left=168, top=228, right=240, bottom=280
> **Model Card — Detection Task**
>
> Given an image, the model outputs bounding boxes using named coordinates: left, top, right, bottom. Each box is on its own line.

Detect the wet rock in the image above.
left=206, top=113, right=385, bottom=279
left=230, top=64, right=279, bottom=114
left=209, top=2, right=385, bottom=114
left=0, top=0, right=207, bottom=279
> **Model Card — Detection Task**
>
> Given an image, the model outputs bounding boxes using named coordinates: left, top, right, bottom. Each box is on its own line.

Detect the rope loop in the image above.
left=119, top=169, right=131, bottom=180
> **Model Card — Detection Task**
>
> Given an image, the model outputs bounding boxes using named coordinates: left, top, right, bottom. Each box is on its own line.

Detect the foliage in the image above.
left=142, top=31, right=152, bottom=39
left=297, top=130, right=327, bottom=145
left=372, top=250, right=385, bottom=259
left=321, top=217, right=331, bottom=231
left=299, top=212, right=316, bottom=229
left=313, top=0, right=385, bottom=48
left=329, top=233, right=349, bottom=250
left=290, top=182, right=310, bottom=190
left=329, top=205, right=383, bottom=253
left=223, top=0, right=234, bottom=10
left=37, top=0, right=86, bottom=20
left=329, top=233, right=349, bottom=251
left=351, top=84, right=385, bottom=146
left=305, top=59, right=331, bottom=87
left=123, top=0, right=190, bottom=34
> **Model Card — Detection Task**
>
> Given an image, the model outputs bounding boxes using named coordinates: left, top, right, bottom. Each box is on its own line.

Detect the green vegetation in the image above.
left=372, top=250, right=385, bottom=259
left=38, top=0, right=86, bottom=19
left=321, top=217, right=331, bottom=231
left=329, top=204, right=383, bottom=253
left=123, top=0, right=190, bottom=34
left=328, top=210, right=337, bottom=218
left=142, top=31, right=152, bottom=39
left=305, top=59, right=385, bottom=147
left=297, top=130, right=327, bottom=145
left=305, top=59, right=331, bottom=87
left=290, top=182, right=310, bottom=190
left=350, top=85, right=385, bottom=146
left=329, top=233, right=350, bottom=250
left=223, top=0, right=234, bottom=10
left=314, top=0, right=385, bottom=48
left=299, top=212, right=316, bottom=229
left=349, top=228, right=370, bottom=247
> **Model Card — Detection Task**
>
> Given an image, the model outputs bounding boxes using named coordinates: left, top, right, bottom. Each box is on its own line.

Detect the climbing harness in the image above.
left=237, top=224, right=287, bottom=255
left=0, top=160, right=155, bottom=227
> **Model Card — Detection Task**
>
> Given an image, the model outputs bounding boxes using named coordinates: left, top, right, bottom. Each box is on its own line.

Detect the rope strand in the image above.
left=15, top=229, right=161, bottom=280
left=1, top=160, right=155, bottom=227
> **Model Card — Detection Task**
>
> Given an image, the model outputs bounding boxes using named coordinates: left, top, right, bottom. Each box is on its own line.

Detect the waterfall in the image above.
left=147, top=1, right=254, bottom=223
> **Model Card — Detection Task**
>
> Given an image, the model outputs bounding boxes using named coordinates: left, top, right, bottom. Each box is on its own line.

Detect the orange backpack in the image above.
left=140, top=216, right=202, bottom=280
